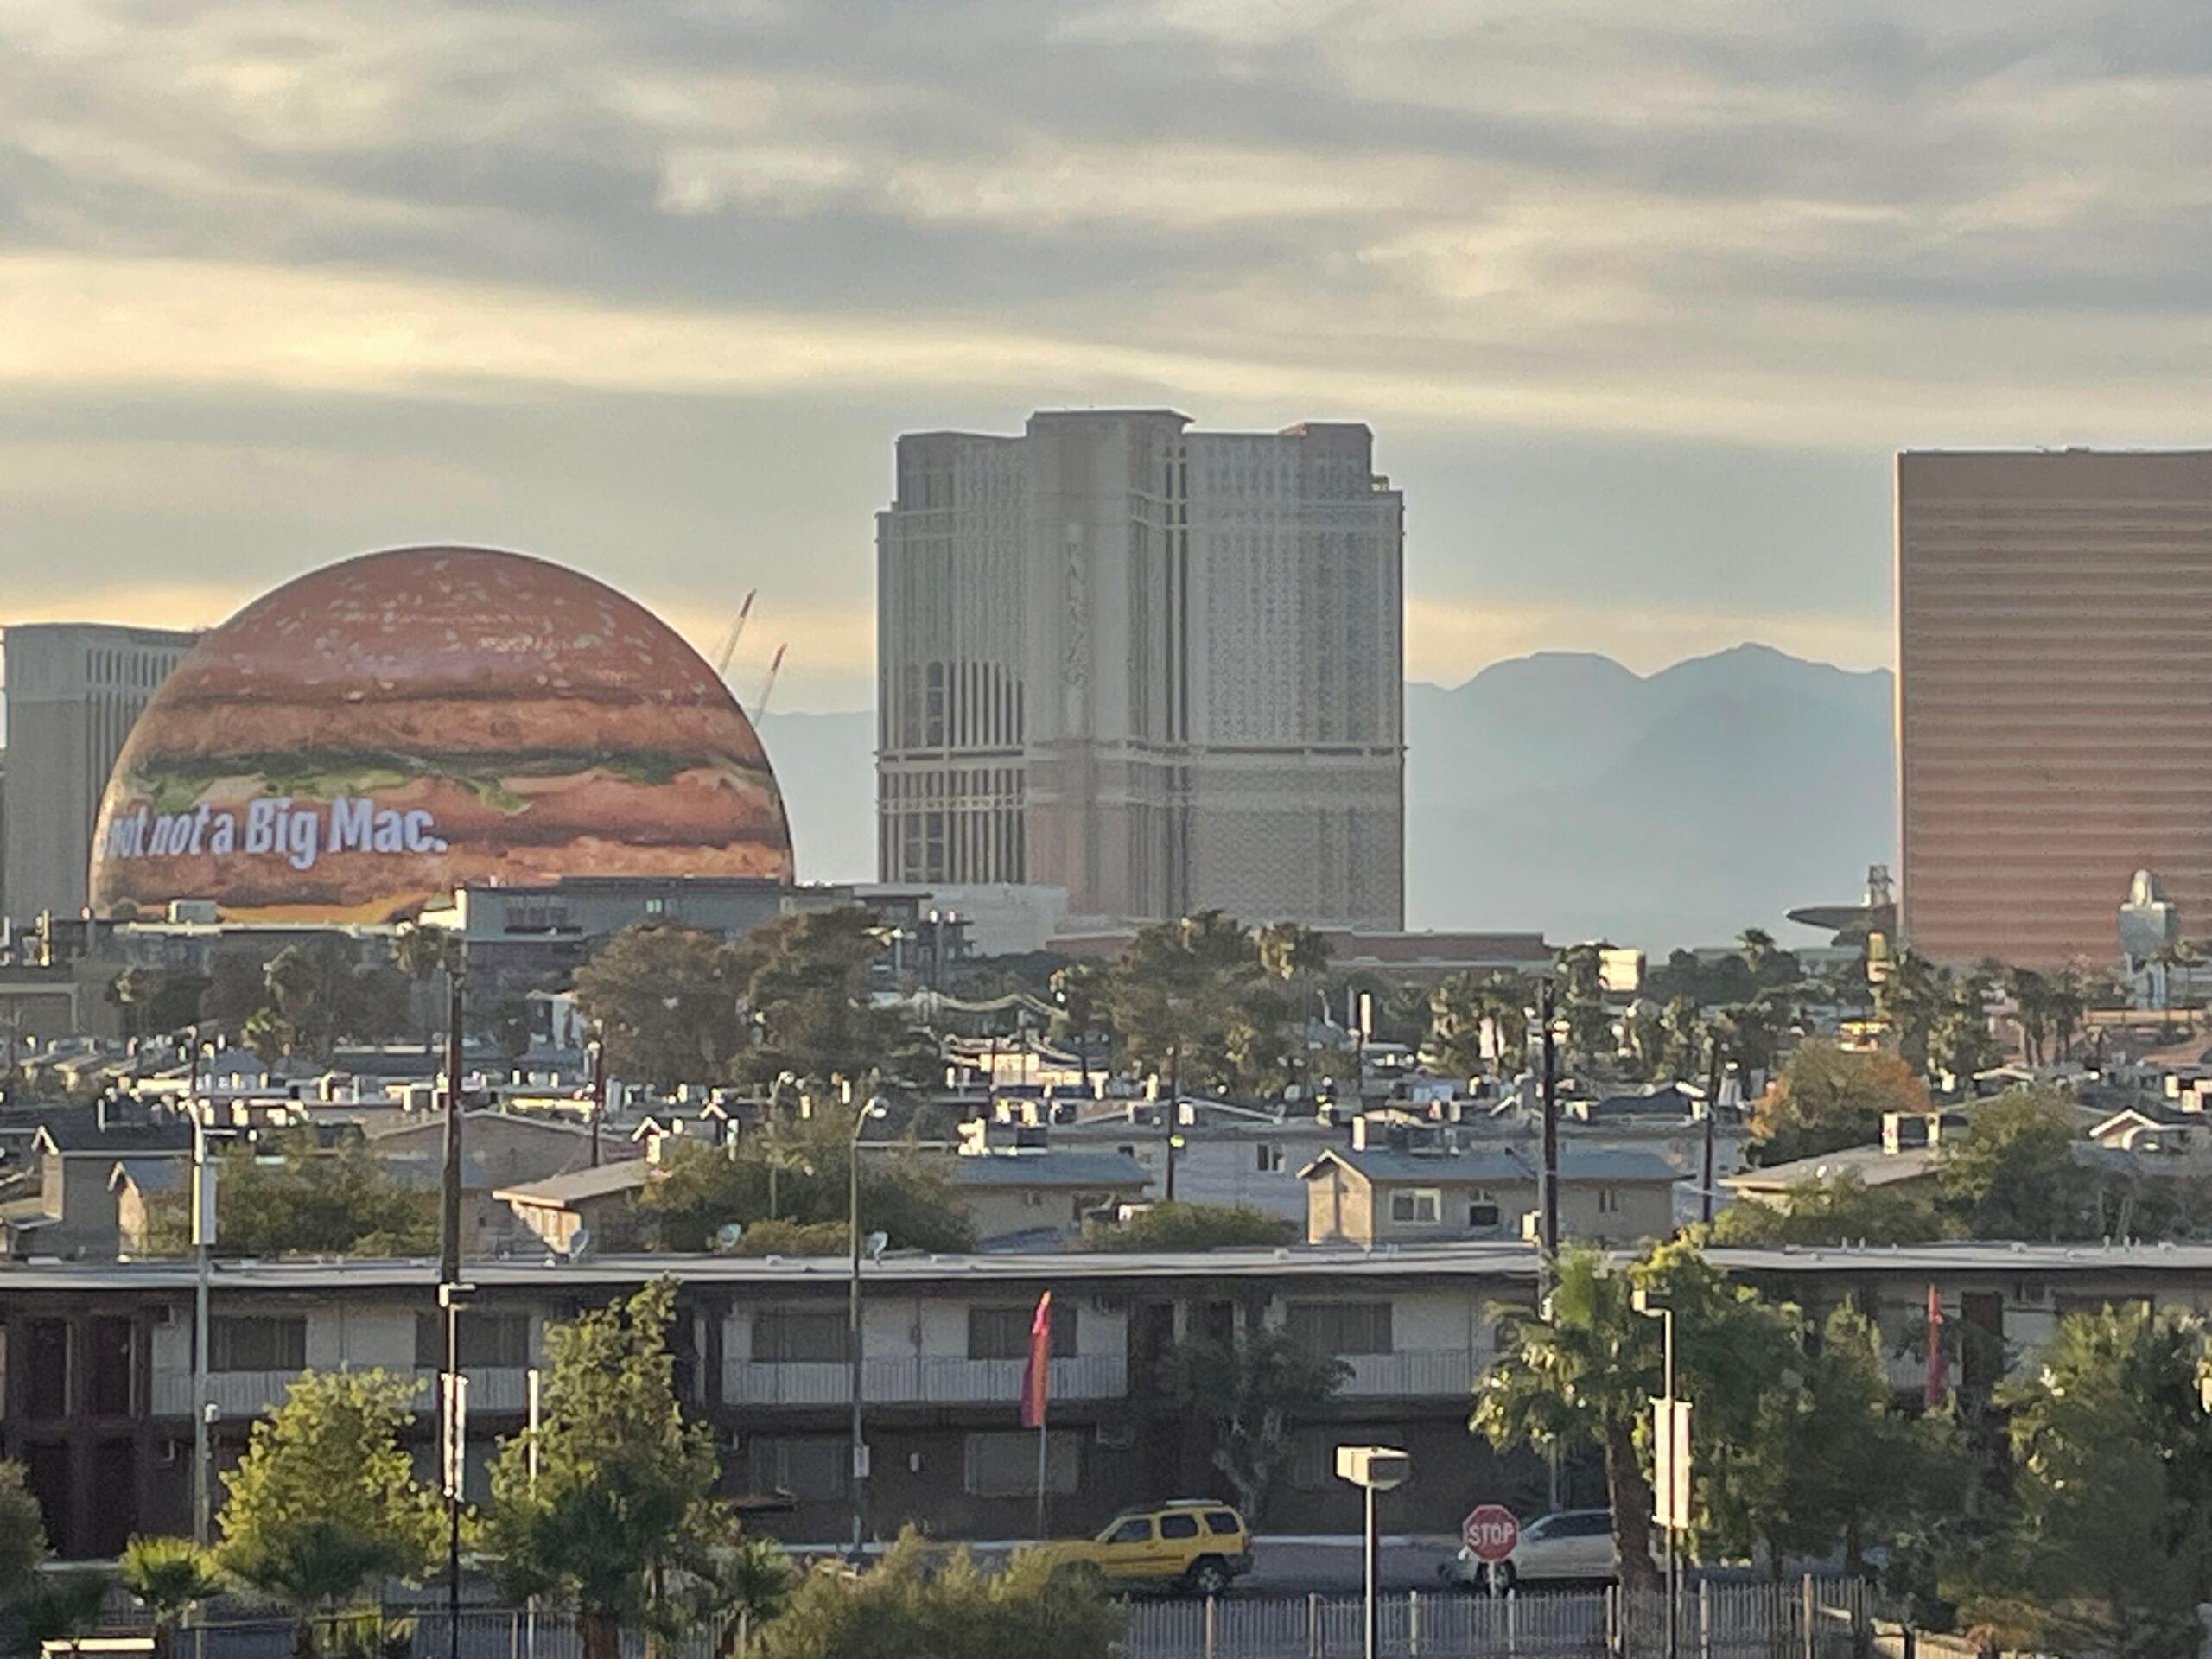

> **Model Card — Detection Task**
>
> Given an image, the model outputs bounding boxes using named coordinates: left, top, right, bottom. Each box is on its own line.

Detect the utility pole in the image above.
left=189, top=1031, right=213, bottom=1546
left=1538, top=977, right=1559, bottom=1260
left=588, top=1037, right=605, bottom=1168
left=440, top=970, right=466, bottom=1659
left=1164, top=1039, right=1181, bottom=1203
left=1699, top=1044, right=1722, bottom=1226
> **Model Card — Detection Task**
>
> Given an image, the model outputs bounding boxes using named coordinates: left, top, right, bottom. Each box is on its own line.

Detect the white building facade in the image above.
left=877, top=410, right=1404, bottom=931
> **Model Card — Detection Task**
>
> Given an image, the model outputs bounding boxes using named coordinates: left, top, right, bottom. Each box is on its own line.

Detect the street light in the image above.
left=189, top=1035, right=215, bottom=1546
left=848, top=1088, right=891, bottom=1562
left=1633, top=1287, right=1685, bottom=1659
left=439, top=1280, right=477, bottom=1659
left=1335, top=1446, right=1411, bottom=1659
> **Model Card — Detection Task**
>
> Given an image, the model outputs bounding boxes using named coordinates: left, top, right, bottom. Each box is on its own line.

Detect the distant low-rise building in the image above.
left=1299, top=1143, right=1678, bottom=1247
left=955, top=1149, right=1149, bottom=1249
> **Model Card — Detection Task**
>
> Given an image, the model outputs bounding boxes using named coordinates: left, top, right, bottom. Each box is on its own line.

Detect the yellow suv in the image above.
left=1041, top=1499, right=1254, bottom=1596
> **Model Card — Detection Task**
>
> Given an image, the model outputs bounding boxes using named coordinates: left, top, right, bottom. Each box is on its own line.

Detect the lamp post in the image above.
left=586, top=1038, right=605, bottom=1168
left=1634, top=1287, right=1681, bottom=1659
left=439, top=1281, right=475, bottom=1659
left=766, top=1071, right=797, bottom=1217
left=1335, top=1446, right=1412, bottom=1659
left=189, top=1033, right=214, bottom=1547
left=847, top=1087, right=889, bottom=1562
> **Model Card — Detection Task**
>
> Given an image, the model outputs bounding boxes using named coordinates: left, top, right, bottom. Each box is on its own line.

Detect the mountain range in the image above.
left=755, top=643, right=1894, bottom=953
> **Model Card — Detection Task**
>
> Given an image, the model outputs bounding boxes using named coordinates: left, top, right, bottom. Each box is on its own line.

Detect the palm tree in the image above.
left=1473, top=1249, right=1663, bottom=1592
left=120, top=1535, right=221, bottom=1659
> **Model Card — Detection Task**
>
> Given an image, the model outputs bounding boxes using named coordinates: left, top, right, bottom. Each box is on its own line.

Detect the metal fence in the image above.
left=1120, top=1576, right=1893, bottom=1659
left=163, top=1612, right=720, bottom=1659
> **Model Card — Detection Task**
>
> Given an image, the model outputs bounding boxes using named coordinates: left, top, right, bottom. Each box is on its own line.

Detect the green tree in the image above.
left=214, top=1370, right=442, bottom=1638
left=1164, top=1327, right=1347, bottom=1524
left=1701, top=1306, right=1961, bottom=1574
left=1474, top=1242, right=1802, bottom=1592
left=1968, top=1306, right=2212, bottom=1659
left=1081, top=1202, right=1297, bottom=1252
left=641, top=1116, right=973, bottom=1254
left=753, top=1531, right=1119, bottom=1659
left=1255, top=921, right=1332, bottom=984
left=483, top=1282, right=780, bottom=1659
left=1938, top=1087, right=2094, bottom=1241
left=0, top=1458, right=48, bottom=1607
left=1425, top=972, right=1529, bottom=1079
left=1552, top=944, right=1613, bottom=1072
left=111, top=966, right=212, bottom=1039
left=388, top=923, right=463, bottom=1053
left=1708, top=1173, right=1949, bottom=1247
left=252, top=936, right=411, bottom=1061
left=722, top=909, right=912, bottom=1094
left=119, top=1535, right=223, bottom=1659
left=1748, top=1040, right=1930, bottom=1165
left=1048, top=961, right=1109, bottom=1084
left=172, top=1134, right=439, bottom=1259
left=570, top=925, right=743, bottom=1090
left=1101, top=912, right=1294, bottom=1098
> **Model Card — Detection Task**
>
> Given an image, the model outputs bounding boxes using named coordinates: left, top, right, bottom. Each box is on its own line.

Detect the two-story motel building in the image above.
left=4, top=1241, right=2207, bottom=1558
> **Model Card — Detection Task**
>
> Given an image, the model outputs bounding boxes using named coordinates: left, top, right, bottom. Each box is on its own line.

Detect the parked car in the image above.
left=1440, top=1509, right=1618, bottom=1592
left=1037, top=1499, right=1255, bottom=1596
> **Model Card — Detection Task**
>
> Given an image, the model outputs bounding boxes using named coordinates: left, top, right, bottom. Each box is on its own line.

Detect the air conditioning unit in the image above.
left=1094, top=1424, right=1136, bottom=1451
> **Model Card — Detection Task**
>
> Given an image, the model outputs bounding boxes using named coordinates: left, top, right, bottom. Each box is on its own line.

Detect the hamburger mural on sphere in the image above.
left=88, top=545, right=794, bottom=922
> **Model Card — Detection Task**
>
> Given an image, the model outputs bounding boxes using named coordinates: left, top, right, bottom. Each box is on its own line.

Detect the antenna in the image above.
left=751, top=643, right=787, bottom=717
left=713, top=590, right=757, bottom=678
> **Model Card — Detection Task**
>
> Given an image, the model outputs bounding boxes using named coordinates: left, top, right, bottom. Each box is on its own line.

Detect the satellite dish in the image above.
left=567, top=1225, right=594, bottom=1261
left=714, top=1222, right=745, bottom=1255
left=865, top=1230, right=890, bottom=1263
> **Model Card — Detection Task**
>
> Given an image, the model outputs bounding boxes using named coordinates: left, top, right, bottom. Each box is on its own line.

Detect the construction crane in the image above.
left=712, top=590, right=756, bottom=679
left=750, top=643, right=787, bottom=717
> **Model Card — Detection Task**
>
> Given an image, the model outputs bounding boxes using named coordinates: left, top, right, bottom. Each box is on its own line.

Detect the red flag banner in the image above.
left=1020, top=1290, right=1052, bottom=1429
left=1924, top=1284, right=1948, bottom=1408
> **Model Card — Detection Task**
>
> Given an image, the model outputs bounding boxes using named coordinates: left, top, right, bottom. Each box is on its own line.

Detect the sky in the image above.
left=5, top=0, right=2210, bottom=712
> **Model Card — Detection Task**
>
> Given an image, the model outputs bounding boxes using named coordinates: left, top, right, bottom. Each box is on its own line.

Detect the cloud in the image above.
left=3, top=0, right=2210, bottom=706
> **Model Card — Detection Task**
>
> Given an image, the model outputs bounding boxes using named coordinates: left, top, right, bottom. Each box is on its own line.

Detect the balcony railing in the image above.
left=724, top=1351, right=1126, bottom=1408
left=1337, top=1348, right=1489, bottom=1397
left=150, top=1366, right=532, bottom=1420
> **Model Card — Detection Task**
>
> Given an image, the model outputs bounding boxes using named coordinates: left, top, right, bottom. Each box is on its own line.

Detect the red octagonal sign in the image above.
left=1462, top=1504, right=1519, bottom=1562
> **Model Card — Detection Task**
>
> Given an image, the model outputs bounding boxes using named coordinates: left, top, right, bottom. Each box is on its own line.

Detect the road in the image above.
left=1238, top=1536, right=1462, bottom=1594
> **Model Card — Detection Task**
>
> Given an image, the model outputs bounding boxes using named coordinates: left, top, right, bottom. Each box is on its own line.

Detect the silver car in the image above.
left=1439, top=1509, right=1618, bottom=1593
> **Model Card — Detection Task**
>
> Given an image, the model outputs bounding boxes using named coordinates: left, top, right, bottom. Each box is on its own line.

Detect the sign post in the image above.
left=1462, top=1504, right=1519, bottom=1593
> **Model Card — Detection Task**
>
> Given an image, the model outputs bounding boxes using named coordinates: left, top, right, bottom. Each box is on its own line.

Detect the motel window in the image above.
left=1468, top=1199, right=1502, bottom=1230
left=1597, top=1187, right=1622, bottom=1216
left=1389, top=1188, right=1440, bottom=1224
left=964, top=1431, right=1078, bottom=1497
left=967, top=1303, right=1077, bottom=1361
left=209, top=1316, right=307, bottom=1374
left=1256, top=1144, right=1286, bottom=1173
left=1285, top=1300, right=1393, bottom=1357
left=752, top=1309, right=847, bottom=1364
left=749, top=1436, right=846, bottom=1500
left=416, top=1312, right=531, bottom=1370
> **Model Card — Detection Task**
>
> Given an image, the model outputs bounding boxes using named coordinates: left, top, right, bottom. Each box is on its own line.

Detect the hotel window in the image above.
left=752, top=1309, right=847, bottom=1363
left=1389, top=1188, right=1440, bottom=1224
left=1285, top=1300, right=1393, bottom=1357
left=416, top=1312, right=531, bottom=1370
left=967, top=1303, right=1076, bottom=1361
left=1596, top=1187, right=1622, bottom=1216
left=209, top=1316, right=307, bottom=1373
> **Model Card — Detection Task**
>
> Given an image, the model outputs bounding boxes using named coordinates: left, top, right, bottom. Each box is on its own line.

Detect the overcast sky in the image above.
left=5, top=0, right=2209, bottom=710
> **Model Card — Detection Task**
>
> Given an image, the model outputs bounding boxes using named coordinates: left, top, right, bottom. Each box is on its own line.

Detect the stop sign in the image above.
left=1461, top=1504, right=1518, bottom=1562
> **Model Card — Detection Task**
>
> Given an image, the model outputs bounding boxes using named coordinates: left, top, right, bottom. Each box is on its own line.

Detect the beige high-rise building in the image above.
left=1897, top=449, right=2212, bottom=966
left=878, top=410, right=1404, bottom=931
left=3, top=623, right=197, bottom=919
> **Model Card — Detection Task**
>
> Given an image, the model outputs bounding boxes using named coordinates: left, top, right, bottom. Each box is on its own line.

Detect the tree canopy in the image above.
left=1163, top=1325, right=1347, bottom=1524
left=1747, top=1040, right=1930, bottom=1166
left=214, top=1370, right=442, bottom=1616
left=1708, top=1172, right=1949, bottom=1247
left=753, top=1532, right=1120, bottom=1659
left=483, top=1282, right=785, bottom=1659
left=147, top=1132, right=438, bottom=1259
left=641, top=1111, right=973, bottom=1254
left=1081, top=1201, right=1297, bottom=1253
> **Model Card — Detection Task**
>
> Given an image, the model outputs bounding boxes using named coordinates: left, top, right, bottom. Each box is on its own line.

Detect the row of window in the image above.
left=748, top=1431, right=1084, bottom=1501
left=750, top=1303, right=1078, bottom=1365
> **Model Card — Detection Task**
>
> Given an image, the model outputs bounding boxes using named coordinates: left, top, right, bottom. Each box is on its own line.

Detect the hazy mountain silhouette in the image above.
left=759, top=643, right=1894, bottom=953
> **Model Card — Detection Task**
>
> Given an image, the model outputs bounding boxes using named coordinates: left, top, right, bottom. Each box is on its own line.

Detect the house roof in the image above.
left=109, top=1158, right=184, bottom=1195
left=1722, top=1143, right=1938, bottom=1195
left=494, top=1160, right=660, bottom=1209
left=953, top=1150, right=1149, bottom=1190
left=32, top=1113, right=194, bottom=1155
left=1299, top=1146, right=1680, bottom=1186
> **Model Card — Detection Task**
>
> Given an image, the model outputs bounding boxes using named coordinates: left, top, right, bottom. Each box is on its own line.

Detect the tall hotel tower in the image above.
left=877, top=410, right=1404, bottom=931
left=1897, top=449, right=2212, bottom=966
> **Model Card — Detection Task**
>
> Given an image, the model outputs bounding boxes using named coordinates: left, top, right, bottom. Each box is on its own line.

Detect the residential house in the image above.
left=1299, top=1141, right=1678, bottom=1247
left=496, top=1160, right=660, bottom=1254
left=1, top=1110, right=191, bottom=1259
left=954, top=1149, right=1148, bottom=1248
